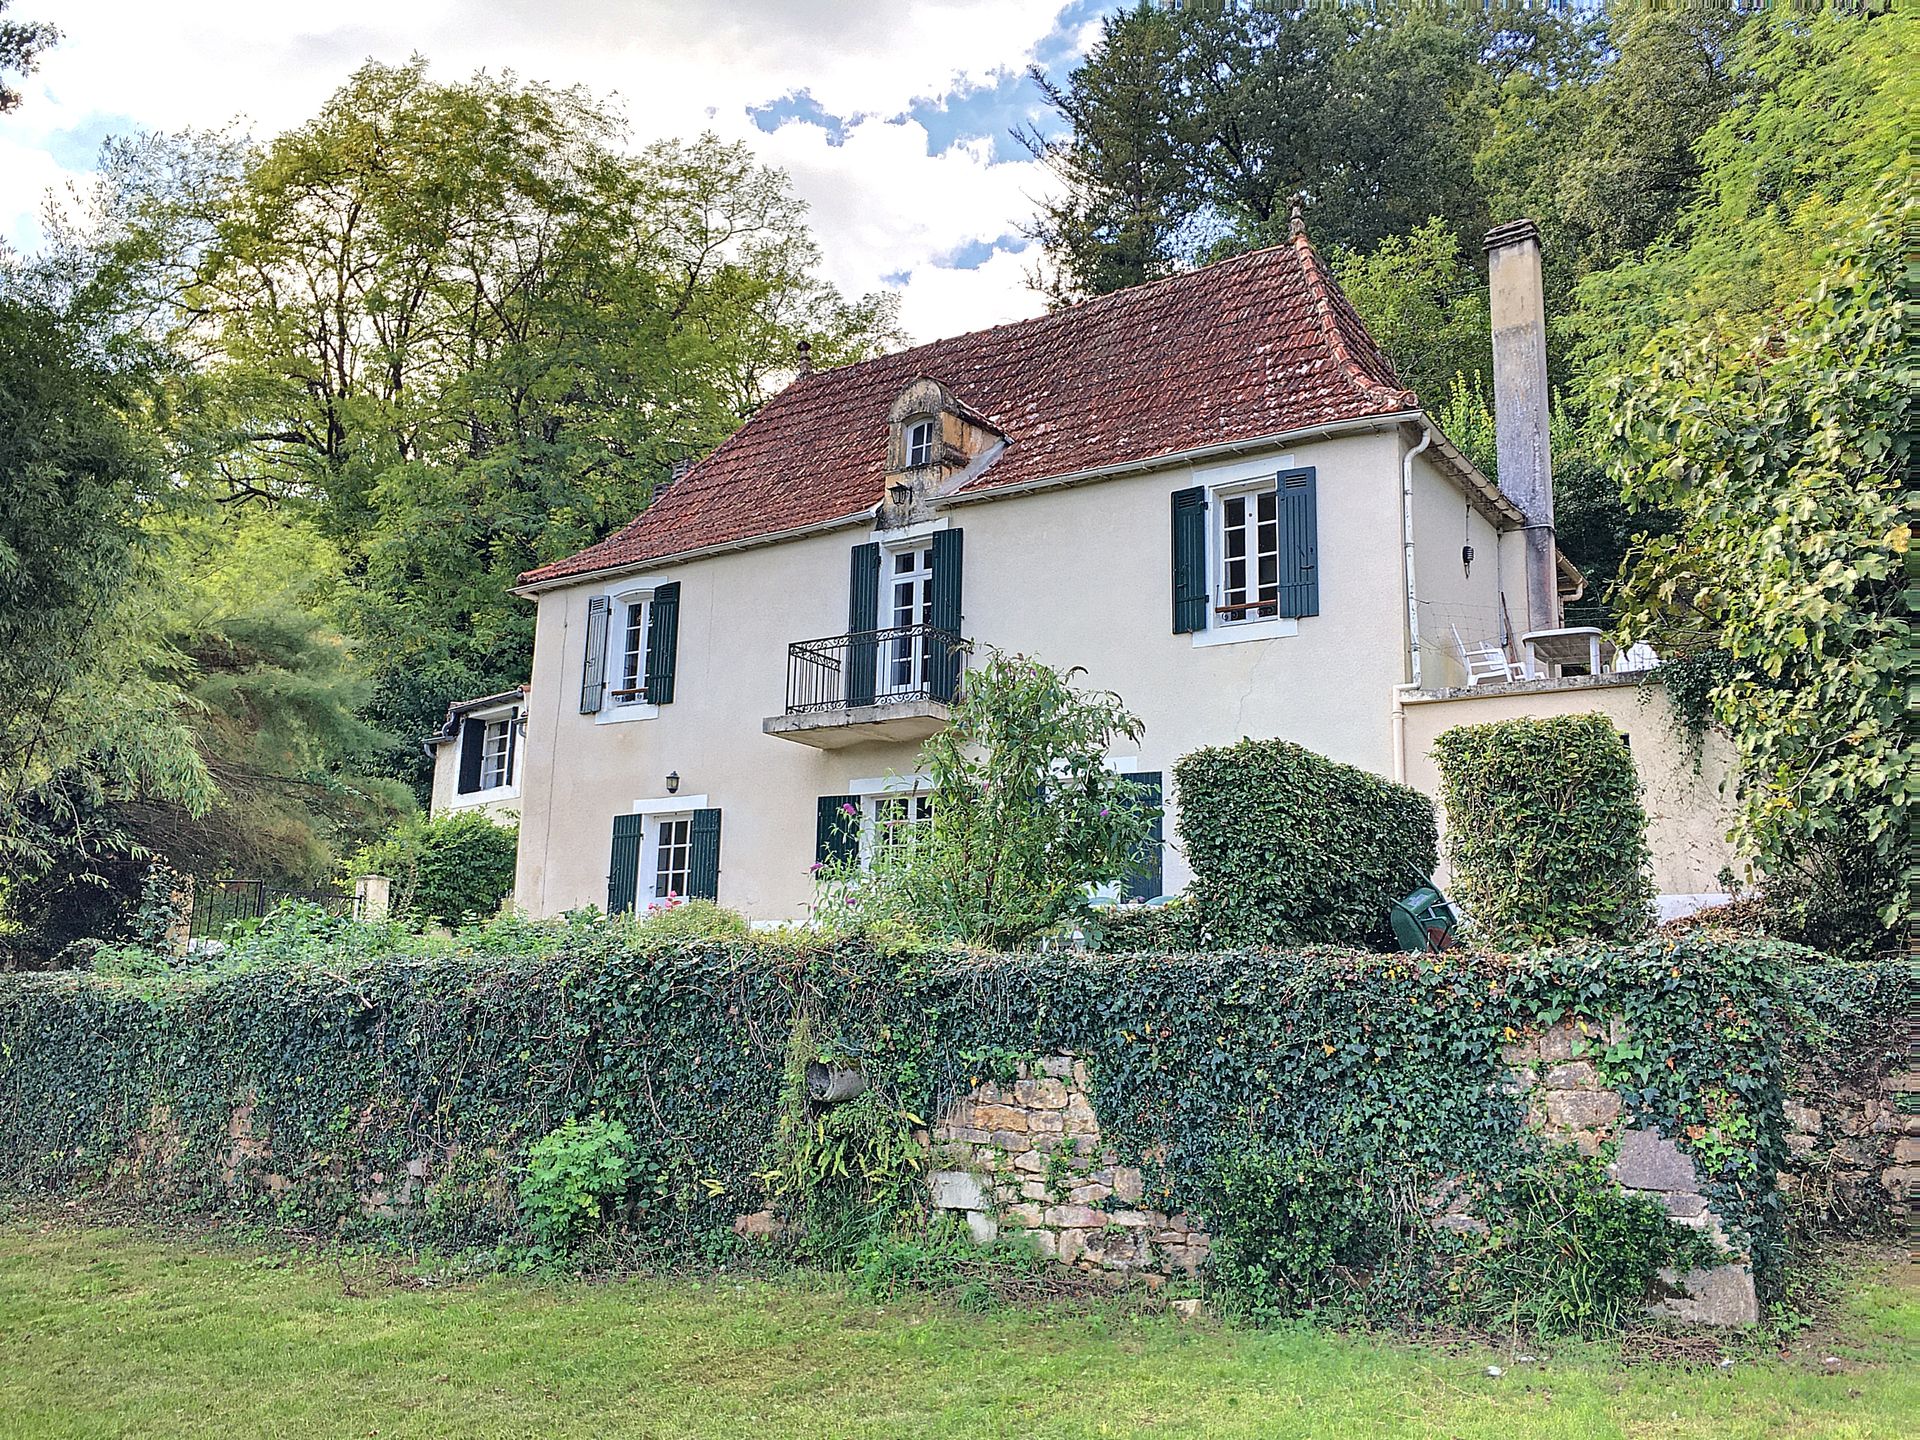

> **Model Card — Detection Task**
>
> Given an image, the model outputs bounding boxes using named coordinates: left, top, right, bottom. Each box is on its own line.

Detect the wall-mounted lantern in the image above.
left=665, top=770, right=680, bottom=795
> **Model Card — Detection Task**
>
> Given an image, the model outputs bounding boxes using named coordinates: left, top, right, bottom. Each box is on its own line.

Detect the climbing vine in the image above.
left=0, top=922, right=1897, bottom=1324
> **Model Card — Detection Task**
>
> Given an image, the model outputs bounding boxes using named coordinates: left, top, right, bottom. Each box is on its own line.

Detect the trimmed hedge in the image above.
left=349, top=811, right=518, bottom=927
left=0, top=927, right=1896, bottom=1324
left=1433, top=713, right=1655, bottom=945
left=1174, top=738, right=1437, bottom=948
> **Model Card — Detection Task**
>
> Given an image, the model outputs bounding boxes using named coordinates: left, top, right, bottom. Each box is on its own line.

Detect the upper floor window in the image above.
left=905, top=418, right=936, bottom=468
left=614, top=599, right=650, bottom=705
left=1216, top=482, right=1280, bottom=624
left=478, top=717, right=514, bottom=789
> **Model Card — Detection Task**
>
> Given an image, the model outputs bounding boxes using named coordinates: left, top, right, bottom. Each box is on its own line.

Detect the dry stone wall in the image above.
left=926, top=1054, right=1209, bottom=1284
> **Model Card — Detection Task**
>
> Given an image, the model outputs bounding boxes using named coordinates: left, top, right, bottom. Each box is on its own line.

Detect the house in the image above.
left=424, top=687, right=525, bottom=821
left=433, top=217, right=1737, bottom=924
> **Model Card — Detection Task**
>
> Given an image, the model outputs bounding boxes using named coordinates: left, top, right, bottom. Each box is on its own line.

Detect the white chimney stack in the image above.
left=1485, top=218, right=1561, bottom=634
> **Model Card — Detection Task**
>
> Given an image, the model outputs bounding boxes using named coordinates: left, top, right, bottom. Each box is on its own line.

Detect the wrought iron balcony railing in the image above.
left=784, top=624, right=966, bottom=715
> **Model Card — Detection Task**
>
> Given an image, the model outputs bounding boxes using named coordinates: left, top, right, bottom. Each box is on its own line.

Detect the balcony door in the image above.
left=883, top=543, right=933, bottom=698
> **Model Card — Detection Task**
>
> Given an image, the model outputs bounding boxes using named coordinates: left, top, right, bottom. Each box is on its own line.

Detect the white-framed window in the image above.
left=478, top=716, right=513, bottom=790
left=613, top=598, right=650, bottom=706
left=905, top=418, right=936, bottom=468
left=647, top=813, right=693, bottom=905
left=1214, top=480, right=1281, bottom=625
left=866, top=792, right=933, bottom=864
left=884, top=541, right=934, bottom=695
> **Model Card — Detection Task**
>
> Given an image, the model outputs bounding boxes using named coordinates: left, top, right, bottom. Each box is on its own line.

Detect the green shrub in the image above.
left=1433, top=713, right=1654, bottom=945
left=1174, top=738, right=1437, bottom=947
left=1206, top=1146, right=1397, bottom=1319
left=632, top=897, right=751, bottom=942
left=349, top=811, right=517, bottom=927
left=1084, top=897, right=1200, bottom=953
left=518, top=1117, right=637, bottom=1251
left=1462, top=1151, right=1716, bottom=1336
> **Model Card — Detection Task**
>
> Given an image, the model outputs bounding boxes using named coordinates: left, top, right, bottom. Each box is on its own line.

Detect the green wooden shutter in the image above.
left=1276, top=467, right=1319, bottom=618
left=1170, top=487, right=1209, bottom=633
left=456, top=718, right=486, bottom=794
left=1119, top=772, right=1164, bottom=901
left=688, top=808, right=722, bottom=900
left=607, top=813, right=643, bottom=914
left=816, top=795, right=860, bottom=865
left=503, top=708, right=518, bottom=786
left=580, top=595, right=611, bottom=713
left=846, top=543, right=880, bottom=708
left=928, top=528, right=964, bottom=702
left=645, top=581, right=680, bottom=704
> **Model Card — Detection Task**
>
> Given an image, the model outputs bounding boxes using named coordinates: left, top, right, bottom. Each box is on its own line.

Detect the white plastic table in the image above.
left=1521, top=626, right=1615, bottom=679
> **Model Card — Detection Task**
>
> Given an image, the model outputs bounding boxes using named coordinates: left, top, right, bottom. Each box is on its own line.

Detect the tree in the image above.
left=0, top=1, right=56, bottom=112
left=1604, top=197, right=1909, bottom=955
left=1329, top=220, right=1488, bottom=411
left=856, top=651, right=1153, bottom=949
left=80, top=60, right=900, bottom=793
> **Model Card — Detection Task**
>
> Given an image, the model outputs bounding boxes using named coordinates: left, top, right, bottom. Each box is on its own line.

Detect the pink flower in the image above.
left=809, top=861, right=824, bottom=873
left=840, top=802, right=857, bottom=816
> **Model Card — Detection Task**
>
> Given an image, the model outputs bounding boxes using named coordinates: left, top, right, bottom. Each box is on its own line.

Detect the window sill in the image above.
left=595, top=701, right=660, bottom=726
left=1191, top=616, right=1299, bottom=649
left=451, top=786, right=520, bottom=805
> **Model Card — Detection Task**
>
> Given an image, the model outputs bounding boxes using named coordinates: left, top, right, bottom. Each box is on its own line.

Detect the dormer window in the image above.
left=905, top=418, right=936, bottom=469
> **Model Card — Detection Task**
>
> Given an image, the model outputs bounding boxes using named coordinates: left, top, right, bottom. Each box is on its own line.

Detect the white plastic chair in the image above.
left=1451, top=625, right=1523, bottom=686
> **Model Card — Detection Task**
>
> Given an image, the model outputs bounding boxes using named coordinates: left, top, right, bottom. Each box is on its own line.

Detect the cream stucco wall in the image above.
left=427, top=744, right=523, bottom=823
left=514, top=425, right=1526, bottom=923
left=1398, top=673, right=1744, bottom=903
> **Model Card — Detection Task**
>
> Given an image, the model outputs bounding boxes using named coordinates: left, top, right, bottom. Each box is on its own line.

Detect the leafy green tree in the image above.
left=0, top=0, right=56, bottom=112
left=81, top=61, right=898, bottom=793
left=855, top=651, right=1153, bottom=948
left=1604, top=198, right=1909, bottom=954
left=1329, top=221, right=1489, bottom=411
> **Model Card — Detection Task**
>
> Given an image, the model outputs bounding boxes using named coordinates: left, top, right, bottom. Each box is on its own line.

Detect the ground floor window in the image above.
left=649, top=815, right=692, bottom=903
left=866, top=792, right=933, bottom=863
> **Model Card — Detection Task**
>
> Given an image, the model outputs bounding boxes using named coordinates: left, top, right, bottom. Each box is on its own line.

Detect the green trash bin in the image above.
left=1391, top=885, right=1459, bottom=953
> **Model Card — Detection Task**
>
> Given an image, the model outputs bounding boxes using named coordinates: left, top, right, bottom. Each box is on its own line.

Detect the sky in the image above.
left=0, top=0, right=1120, bottom=343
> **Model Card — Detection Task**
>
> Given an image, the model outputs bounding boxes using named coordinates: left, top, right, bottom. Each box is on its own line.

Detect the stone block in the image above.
left=1783, top=1100, right=1822, bottom=1133
left=1894, top=1137, right=1920, bottom=1164
left=1543, top=1061, right=1600, bottom=1090
left=1606, top=1128, right=1700, bottom=1192
left=991, top=1131, right=1030, bottom=1152
left=1538, top=1025, right=1580, bottom=1063
left=1652, top=1190, right=1708, bottom=1219
left=1109, top=1209, right=1156, bottom=1228
left=1029, top=1228, right=1057, bottom=1259
left=1786, top=1132, right=1816, bottom=1160
left=1056, top=1229, right=1086, bottom=1265
left=733, top=1209, right=786, bottom=1239
left=1020, top=1180, right=1048, bottom=1201
left=1673, top=1211, right=1733, bottom=1252
left=1650, top=1263, right=1758, bottom=1327
left=1002, top=1202, right=1042, bottom=1228
left=1028, top=1112, right=1065, bottom=1135
left=929, top=1169, right=989, bottom=1212
left=1072, top=1059, right=1091, bottom=1089
left=1012, top=1150, right=1045, bottom=1174
left=1171, top=1298, right=1205, bottom=1320
left=973, top=1105, right=1028, bottom=1134
left=1044, top=1204, right=1103, bottom=1229
left=1500, top=1037, right=1539, bottom=1068
left=1038, top=1055, right=1075, bottom=1079
left=1016, top=1077, right=1069, bottom=1108
left=1069, top=1183, right=1111, bottom=1205
left=965, top=1211, right=998, bottom=1245
left=1113, top=1166, right=1144, bottom=1204
left=1545, top=1090, right=1621, bottom=1131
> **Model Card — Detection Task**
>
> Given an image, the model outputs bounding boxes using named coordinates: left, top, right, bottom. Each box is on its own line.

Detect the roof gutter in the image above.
left=511, top=506, right=878, bottom=597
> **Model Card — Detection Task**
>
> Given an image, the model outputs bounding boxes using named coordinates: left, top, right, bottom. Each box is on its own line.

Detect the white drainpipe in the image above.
left=1401, top=424, right=1433, bottom=691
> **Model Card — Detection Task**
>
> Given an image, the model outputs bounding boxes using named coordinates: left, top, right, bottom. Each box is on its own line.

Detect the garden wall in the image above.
left=0, top=936, right=1902, bottom=1329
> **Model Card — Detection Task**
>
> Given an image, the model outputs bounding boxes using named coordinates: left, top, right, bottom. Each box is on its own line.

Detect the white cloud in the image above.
left=0, top=0, right=1087, bottom=338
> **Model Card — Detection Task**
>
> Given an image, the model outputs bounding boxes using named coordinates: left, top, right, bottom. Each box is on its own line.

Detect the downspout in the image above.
left=1401, top=423, right=1432, bottom=691
left=1393, top=425, right=1434, bottom=785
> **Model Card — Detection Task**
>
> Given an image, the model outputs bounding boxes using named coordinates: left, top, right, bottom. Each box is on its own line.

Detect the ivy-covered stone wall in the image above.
left=0, top=935, right=1902, bottom=1328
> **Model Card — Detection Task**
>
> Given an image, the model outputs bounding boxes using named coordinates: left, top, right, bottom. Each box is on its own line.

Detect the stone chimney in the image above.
left=1485, top=218, right=1561, bottom=633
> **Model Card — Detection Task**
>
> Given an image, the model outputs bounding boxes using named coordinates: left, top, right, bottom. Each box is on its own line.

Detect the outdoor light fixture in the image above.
left=887, top=479, right=914, bottom=507
left=1462, top=543, right=1474, bottom=578
left=665, top=771, right=680, bottom=795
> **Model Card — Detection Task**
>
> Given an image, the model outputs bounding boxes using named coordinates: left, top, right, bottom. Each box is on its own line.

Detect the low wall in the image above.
left=0, top=937, right=1901, bottom=1329
left=1401, top=672, right=1741, bottom=907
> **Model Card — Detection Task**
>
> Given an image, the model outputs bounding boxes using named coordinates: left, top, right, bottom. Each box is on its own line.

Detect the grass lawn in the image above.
left=0, top=1220, right=1912, bottom=1439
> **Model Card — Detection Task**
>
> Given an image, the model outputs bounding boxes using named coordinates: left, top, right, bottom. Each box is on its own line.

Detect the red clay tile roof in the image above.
left=520, top=233, right=1417, bottom=587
